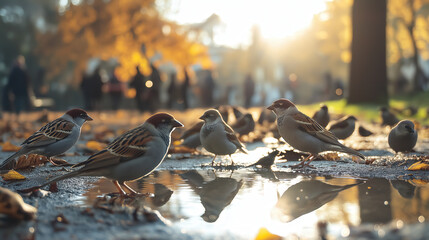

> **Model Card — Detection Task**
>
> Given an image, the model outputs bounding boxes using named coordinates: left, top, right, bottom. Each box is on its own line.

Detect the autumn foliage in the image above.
left=36, top=0, right=212, bottom=83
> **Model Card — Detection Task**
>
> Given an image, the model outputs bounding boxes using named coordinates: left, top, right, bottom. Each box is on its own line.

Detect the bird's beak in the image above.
left=199, top=115, right=205, bottom=120
left=85, top=115, right=93, bottom=121
left=267, top=105, right=275, bottom=111
left=172, top=119, right=184, bottom=128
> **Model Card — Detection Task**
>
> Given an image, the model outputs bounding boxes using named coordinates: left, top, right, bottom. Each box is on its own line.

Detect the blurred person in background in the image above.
left=106, top=68, right=124, bottom=111
left=129, top=66, right=145, bottom=112
left=146, top=62, right=161, bottom=112
left=182, top=67, right=190, bottom=110
left=7, top=55, right=31, bottom=115
left=243, top=73, right=255, bottom=108
left=167, top=72, right=177, bottom=109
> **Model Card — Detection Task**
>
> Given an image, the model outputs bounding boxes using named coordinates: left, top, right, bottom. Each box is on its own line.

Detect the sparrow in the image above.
left=272, top=180, right=361, bottom=222
left=267, top=99, right=364, bottom=168
left=199, top=109, right=247, bottom=166
left=328, top=115, right=357, bottom=140
left=0, top=109, right=93, bottom=172
left=358, top=125, right=373, bottom=137
left=247, top=150, right=279, bottom=168
left=380, top=107, right=399, bottom=127
left=23, top=113, right=183, bottom=197
left=312, top=104, right=330, bottom=128
left=231, top=113, right=255, bottom=136
left=179, top=121, right=204, bottom=149
left=388, top=120, right=417, bottom=153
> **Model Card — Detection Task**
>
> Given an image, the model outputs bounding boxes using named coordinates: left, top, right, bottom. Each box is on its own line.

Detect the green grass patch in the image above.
left=297, top=92, right=429, bottom=125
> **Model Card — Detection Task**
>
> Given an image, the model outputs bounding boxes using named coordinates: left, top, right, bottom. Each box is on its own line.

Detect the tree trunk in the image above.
left=406, top=0, right=429, bottom=92
left=348, top=0, right=388, bottom=104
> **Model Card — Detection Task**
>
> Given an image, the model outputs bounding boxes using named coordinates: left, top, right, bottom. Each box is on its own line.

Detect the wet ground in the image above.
left=1, top=110, right=429, bottom=239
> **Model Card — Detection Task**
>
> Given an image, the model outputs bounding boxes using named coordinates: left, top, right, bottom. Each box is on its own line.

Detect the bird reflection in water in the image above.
left=272, top=180, right=362, bottom=222
left=180, top=170, right=243, bottom=222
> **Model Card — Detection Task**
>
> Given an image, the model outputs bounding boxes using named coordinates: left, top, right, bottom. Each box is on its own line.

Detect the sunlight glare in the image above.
left=164, top=0, right=329, bottom=47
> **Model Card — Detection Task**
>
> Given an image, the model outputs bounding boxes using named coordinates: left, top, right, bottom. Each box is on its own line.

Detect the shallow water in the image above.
left=82, top=169, right=429, bottom=239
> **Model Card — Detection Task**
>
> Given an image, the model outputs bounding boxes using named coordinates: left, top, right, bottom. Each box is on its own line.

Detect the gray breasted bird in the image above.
left=268, top=99, right=364, bottom=168
left=312, top=105, right=330, bottom=128
left=388, top=120, right=417, bottom=153
left=0, top=109, right=93, bottom=172
left=199, top=109, right=247, bottom=166
left=328, top=115, right=357, bottom=140
left=380, top=107, right=399, bottom=127
left=21, top=113, right=183, bottom=197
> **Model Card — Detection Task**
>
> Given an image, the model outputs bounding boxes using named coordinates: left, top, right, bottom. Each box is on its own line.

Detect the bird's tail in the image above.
left=337, top=145, right=365, bottom=160
left=0, top=150, right=25, bottom=173
left=19, top=170, right=81, bottom=193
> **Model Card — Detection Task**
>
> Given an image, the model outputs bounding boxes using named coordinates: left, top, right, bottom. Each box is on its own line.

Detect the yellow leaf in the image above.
left=1, top=170, right=26, bottom=181
left=254, top=227, right=282, bottom=240
left=407, top=161, right=429, bottom=171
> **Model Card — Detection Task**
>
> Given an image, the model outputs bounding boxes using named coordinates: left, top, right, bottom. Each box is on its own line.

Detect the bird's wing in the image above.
left=292, top=112, right=341, bottom=146
left=73, top=126, right=153, bottom=171
left=181, top=121, right=204, bottom=139
left=328, top=118, right=348, bottom=130
left=231, top=116, right=247, bottom=129
left=22, top=118, right=75, bottom=147
left=224, top=123, right=245, bottom=150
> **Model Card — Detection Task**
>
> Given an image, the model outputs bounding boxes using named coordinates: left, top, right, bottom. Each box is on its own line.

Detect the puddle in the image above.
left=82, top=169, right=429, bottom=239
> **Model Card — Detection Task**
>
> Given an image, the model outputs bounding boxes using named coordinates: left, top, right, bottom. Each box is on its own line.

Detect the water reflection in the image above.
left=180, top=170, right=243, bottom=222
left=272, top=180, right=362, bottom=222
left=82, top=170, right=429, bottom=239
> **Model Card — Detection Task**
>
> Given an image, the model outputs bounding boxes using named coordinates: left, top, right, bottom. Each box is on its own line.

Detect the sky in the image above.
left=162, top=0, right=330, bottom=47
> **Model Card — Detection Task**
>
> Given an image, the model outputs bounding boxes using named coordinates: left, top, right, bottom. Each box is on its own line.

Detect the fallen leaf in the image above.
left=407, top=161, right=429, bottom=171
left=322, top=152, right=339, bottom=161
left=0, top=187, right=37, bottom=220
left=254, top=227, right=282, bottom=240
left=15, top=154, right=49, bottom=170
left=1, top=170, right=26, bottom=181
left=49, top=182, right=59, bottom=192
left=1, top=141, right=21, bottom=152
left=409, top=179, right=429, bottom=187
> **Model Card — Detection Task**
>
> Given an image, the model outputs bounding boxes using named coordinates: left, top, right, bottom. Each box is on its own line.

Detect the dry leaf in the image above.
left=1, top=170, right=26, bottom=181
left=409, top=179, right=429, bottom=187
left=1, top=141, right=21, bottom=152
left=322, top=152, right=340, bottom=161
left=15, top=154, right=49, bottom=170
left=86, top=141, right=107, bottom=151
left=407, top=161, right=429, bottom=171
left=0, top=187, right=37, bottom=220
left=254, top=227, right=282, bottom=240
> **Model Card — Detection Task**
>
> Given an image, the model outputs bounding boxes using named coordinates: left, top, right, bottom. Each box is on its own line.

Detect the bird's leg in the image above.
left=229, top=154, right=235, bottom=166
left=211, top=155, right=217, bottom=166
left=303, top=155, right=317, bottom=169
left=121, top=182, right=151, bottom=197
left=290, top=154, right=312, bottom=168
left=112, top=180, right=127, bottom=196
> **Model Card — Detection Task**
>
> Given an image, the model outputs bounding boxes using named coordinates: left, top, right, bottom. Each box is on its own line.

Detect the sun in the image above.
left=163, top=0, right=329, bottom=47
